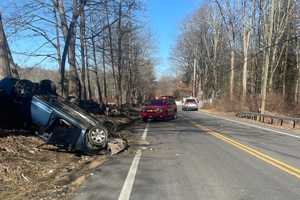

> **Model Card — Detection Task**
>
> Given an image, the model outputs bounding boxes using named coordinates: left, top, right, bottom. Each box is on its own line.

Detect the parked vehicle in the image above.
left=182, top=98, right=198, bottom=111
left=140, top=98, right=177, bottom=122
left=160, top=95, right=177, bottom=113
left=160, top=96, right=176, bottom=103
left=0, top=77, right=109, bottom=154
left=182, top=96, right=198, bottom=104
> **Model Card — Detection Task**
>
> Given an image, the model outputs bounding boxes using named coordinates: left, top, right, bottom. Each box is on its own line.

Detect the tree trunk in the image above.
left=68, top=0, right=81, bottom=99
left=0, top=14, right=11, bottom=79
left=229, top=50, right=235, bottom=101
left=92, top=36, right=103, bottom=103
left=294, top=0, right=300, bottom=103
left=84, top=27, right=91, bottom=99
left=56, top=0, right=84, bottom=99
left=102, top=38, right=108, bottom=104
left=105, top=1, right=118, bottom=103
left=261, top=0, right=275, bottom=114
left=283, top=47, right=288, bottom=100
left=268, top=39, right=279, bottom=94
left=86, top=53, right=92, bottom=100
left=116, top=1, right=123, bottom=106
left=295, top=39, right=300, bottom=103
left=242, top=29, right=250, bottom=107
left=80, top=1, right=87, bottom=100
left=0, top=13, right=18, bottom=79
left=193, top=58, right=197, bottom=97
left=53, top=0, right=63, bottom=95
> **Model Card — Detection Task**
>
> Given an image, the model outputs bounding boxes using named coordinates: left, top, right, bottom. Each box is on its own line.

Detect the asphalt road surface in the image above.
left=74, top=110, right=300, bottom=200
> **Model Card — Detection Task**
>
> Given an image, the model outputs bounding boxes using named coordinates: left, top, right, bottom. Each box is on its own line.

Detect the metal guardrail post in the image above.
left=293, top=121, right=296, bottom=128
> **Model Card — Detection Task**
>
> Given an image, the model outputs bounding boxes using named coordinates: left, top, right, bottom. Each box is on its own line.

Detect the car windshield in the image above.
left=186, top=99, right=196, bottom=104
left=145, top=99, right=165, bottom=106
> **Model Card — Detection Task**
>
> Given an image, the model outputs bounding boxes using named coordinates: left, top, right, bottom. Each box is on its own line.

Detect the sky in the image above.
left=144, top=0, right=202, bottom=78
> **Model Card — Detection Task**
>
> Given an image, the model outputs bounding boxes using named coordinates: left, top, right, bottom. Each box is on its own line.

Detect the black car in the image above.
left=0, top=77, right=109, bottom=154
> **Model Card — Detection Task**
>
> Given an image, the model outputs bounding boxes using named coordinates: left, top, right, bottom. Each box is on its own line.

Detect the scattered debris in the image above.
left=107, top=138, right=128, bottom=155
left=0, top=127, right=135, bottom=200
left=0, top=134, right=103, bottom=200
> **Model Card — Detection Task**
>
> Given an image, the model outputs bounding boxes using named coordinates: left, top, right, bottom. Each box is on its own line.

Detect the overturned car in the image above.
left=0, top=77, right=110, bottom=154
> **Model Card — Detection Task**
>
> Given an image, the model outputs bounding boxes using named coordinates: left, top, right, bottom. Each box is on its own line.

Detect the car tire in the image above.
left=85, top=126, right=108, bottom=154
left=0, top=77, right=18, bottom=97
left=13, top=79, right=34, bottom=99
left=40, top=79, right=57, bottom=95
left=103, top=120, right=117, bottom=136
left=171, top=114, right=177, bottom=120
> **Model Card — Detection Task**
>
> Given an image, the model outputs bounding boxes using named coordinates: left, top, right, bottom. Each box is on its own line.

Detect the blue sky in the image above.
left=144, top=0, right=202, bottom=78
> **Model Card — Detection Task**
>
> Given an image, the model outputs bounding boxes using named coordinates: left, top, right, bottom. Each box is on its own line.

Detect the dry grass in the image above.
left=203, top=93, right=299, bottom=117
left=0, top=134, right=105, bottom=200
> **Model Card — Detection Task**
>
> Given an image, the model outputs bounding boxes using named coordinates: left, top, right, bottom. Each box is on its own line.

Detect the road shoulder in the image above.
left=199, top=109, right=300, bottom=136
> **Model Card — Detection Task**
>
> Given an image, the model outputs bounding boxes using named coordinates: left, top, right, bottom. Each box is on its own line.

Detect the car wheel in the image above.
left=40, top=79, right=57, bottom=95
left=0, top=77, right=18, bottom=97
left=85, top=126, right=108, bottom=153
left=103, top=120, right=117, bottom=136
left=13, top=79, right=34, bottom=99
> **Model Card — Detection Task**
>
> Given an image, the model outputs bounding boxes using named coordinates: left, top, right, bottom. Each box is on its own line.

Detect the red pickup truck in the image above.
left=140, top=97, right=177, bottom=122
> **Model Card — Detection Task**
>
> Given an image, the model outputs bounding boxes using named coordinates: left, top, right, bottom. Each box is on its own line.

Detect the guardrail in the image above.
left=236, top=112, right=300, bottom=128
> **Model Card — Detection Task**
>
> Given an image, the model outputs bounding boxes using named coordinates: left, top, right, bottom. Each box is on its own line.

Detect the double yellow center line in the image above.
left=191, top=122, right=300, bottom=180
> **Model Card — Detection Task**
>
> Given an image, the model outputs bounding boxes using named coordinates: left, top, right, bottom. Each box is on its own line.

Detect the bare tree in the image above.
left=173, top=0, right=300, bottom=114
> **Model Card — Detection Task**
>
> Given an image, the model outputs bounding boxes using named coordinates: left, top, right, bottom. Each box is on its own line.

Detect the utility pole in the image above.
left=193, top=58, right=197, bottom=97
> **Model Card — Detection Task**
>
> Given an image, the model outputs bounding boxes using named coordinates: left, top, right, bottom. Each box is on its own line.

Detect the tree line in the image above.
left=172, top=0, right=300, bottom=113
left=0, top=0, right=156, bottom=106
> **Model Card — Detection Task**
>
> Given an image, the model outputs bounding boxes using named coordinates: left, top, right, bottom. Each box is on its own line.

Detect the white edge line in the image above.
left=118, top=150, right=142, bottom=200
left=199, top=111, right=300, bottom=139
left=118, top=123, right=149, bottom=200
left=141, top=123, right=149, bottom=141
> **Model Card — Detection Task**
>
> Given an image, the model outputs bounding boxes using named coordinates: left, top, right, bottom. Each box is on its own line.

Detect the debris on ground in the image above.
left=0, top=123, right=137, bottom=200
left=107, top=138, right=128, bottom=155
left=0, top=134, right=104, bottom=200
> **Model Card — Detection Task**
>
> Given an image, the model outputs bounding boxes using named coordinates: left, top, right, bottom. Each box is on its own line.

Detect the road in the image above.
left=74, top=110, right=300, bottom=200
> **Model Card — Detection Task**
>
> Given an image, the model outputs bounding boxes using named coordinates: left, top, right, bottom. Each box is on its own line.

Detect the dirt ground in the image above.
left=0, top=115, right=139, bottom=200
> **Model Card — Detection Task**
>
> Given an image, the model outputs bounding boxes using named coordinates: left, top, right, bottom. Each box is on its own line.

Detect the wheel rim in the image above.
left=89, top=128, right=107, bottom=145
left=15, top=80, right=32, bottom=98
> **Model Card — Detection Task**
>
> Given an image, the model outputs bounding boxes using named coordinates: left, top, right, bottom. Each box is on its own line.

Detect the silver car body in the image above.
left=182, top=99, right=198, bottom=111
